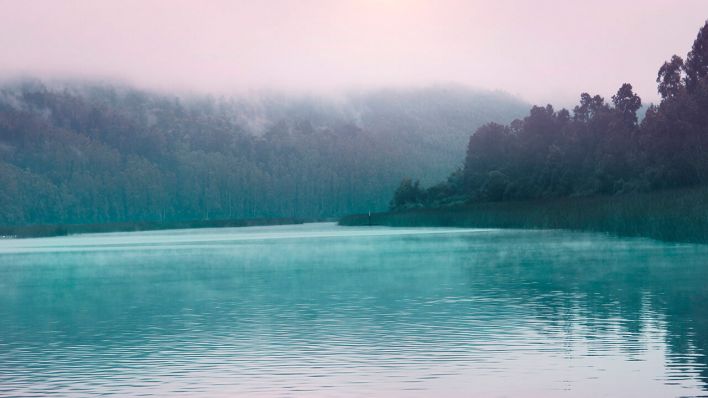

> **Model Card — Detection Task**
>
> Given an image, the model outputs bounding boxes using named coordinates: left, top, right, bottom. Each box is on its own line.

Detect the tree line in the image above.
left=392, top=21, right=708, bottom=210
left=0, top=83, right=525, bottom=225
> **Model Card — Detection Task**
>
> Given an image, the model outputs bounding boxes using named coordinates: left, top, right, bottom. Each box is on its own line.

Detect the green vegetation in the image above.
left=0, top=84, right=525, bottom=226
left=0, top=217, right=311, bottom=238
left=341, top=186, right=708, bottom=244
left=369, top=21, right=708, bottom=243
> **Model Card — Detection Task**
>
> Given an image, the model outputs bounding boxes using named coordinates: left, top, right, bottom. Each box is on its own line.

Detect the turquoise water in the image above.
left=1, top=223, right=707, bottom=397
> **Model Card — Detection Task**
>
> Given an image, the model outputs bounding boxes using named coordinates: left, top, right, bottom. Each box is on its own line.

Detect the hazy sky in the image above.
left=1, top=0, right=707, bottom=105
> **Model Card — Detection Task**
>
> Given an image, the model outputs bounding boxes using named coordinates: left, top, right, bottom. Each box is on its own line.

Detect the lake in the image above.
left=1, top=222, right=707, bottom=397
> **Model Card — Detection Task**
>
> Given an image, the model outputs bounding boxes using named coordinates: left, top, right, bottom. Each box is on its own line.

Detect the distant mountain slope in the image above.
left=0, top=80, right=527, bottom=225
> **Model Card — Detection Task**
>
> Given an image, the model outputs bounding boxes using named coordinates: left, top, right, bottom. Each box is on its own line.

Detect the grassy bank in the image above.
left=0, top=217, right=312, bottom=239
left=340, top=186, right=708, bottom=244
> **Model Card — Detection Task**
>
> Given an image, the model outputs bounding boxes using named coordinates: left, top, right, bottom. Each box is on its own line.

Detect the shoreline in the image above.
left=0, top=217, right=321, bottom=239
left=339, top=186, right=708, bottom=244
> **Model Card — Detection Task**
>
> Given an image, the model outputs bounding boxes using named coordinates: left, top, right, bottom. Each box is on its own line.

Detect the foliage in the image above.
left=0, top=83, right=526, bottom=225
left=391, top=178, right=425, bottom=209
left=390, top=21, right=708, bottom=211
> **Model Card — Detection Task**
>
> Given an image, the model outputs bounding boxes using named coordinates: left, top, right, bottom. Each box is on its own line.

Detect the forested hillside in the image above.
left=390, top=21, right=708, bottom=210
left=0, top=82, right=526, bottom=225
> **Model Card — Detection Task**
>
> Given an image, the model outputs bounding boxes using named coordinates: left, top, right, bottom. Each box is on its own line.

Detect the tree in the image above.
left=657, top=55, right=685, bottom=99
left=573, top=93, right=607, bottom=123
left=463, top=123, right=510, bottom=194
left=685, top=20, right=708, bottom=91
left=390, top=178, right=425, bottom=210
left=612, top=83, right=642, bottom=126
left=481, top=170, right=509, bottom=201
left=392, top=20, right=708, bottom=209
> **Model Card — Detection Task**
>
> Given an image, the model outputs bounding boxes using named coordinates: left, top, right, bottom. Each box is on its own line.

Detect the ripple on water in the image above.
left=0, top=223, right=707, bottom=397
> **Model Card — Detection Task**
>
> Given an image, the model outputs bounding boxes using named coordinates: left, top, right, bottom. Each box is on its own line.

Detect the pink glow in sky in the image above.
left=1, top=0, right=707, bottom=104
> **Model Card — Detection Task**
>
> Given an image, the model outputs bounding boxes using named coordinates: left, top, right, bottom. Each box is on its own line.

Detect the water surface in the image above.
left=1, top=223, right=707, bottom=397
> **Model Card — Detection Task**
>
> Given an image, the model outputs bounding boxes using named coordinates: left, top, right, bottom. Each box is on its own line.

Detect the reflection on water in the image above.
left=0, top=223, right=707, bottom=397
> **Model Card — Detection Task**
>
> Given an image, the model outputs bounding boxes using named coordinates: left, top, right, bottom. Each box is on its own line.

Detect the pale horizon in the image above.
left=1, top=1, right=707, bottom=106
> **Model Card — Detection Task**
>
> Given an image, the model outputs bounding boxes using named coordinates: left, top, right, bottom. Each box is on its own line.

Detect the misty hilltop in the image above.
left=0, top=80, right=527, bottom=225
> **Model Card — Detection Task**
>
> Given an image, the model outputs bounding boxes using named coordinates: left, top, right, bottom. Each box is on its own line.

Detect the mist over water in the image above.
left=1, top=223, right=707, bottom=397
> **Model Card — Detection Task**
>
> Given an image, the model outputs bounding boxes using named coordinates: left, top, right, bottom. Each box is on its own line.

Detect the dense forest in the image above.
left=391, top=21, right=708, bottom=211
left=0, top=82, right=526, bottom=225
